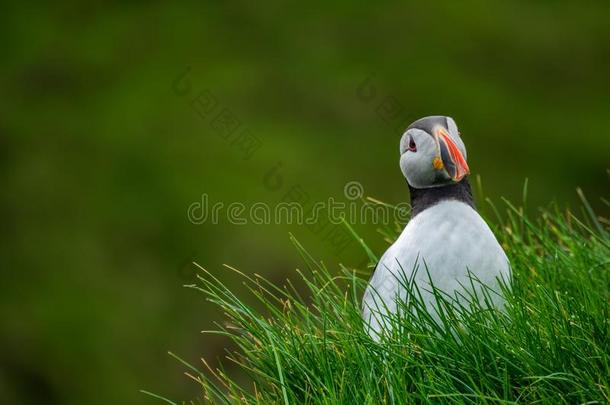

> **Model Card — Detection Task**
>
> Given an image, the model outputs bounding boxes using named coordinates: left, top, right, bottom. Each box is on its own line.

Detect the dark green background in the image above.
left=1, top=1, right=609, bottom=404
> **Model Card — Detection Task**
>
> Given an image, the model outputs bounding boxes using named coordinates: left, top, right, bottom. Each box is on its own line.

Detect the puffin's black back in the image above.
left=408, top=178, right=476, bottom=219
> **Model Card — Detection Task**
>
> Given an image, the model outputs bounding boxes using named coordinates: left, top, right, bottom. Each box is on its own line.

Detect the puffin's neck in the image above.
left=408, top=178, right=476, bottom=218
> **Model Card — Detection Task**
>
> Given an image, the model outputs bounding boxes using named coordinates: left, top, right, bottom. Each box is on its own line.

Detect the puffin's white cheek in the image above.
left=400, top=155, right=427, bottom=188
left=399, top=155, right=410, bottom=178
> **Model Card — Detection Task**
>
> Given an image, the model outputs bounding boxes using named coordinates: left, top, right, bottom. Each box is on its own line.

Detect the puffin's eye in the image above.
left=408, top=137, right=417, bottom=152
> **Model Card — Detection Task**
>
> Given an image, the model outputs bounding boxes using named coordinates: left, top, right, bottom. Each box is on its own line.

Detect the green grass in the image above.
left=150, top=192, right=610, bottom=404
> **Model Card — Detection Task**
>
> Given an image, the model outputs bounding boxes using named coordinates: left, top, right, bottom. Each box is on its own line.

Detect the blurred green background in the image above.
left=1, top=1, right=609, bottom=403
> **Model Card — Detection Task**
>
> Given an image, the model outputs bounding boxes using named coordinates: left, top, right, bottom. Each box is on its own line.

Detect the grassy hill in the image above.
left=151, top=194, right=609, bottom=403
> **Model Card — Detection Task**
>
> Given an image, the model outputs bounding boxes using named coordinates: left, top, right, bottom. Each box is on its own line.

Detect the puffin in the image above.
left=362, top=116, right=510, bottom=339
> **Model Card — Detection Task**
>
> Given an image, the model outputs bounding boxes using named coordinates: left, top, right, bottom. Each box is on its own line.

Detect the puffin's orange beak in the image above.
left=436, top=127, right=470, bottom=182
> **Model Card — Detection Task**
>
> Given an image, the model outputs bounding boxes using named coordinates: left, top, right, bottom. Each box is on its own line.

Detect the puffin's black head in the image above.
left=399, top=115, right=470, bottom=189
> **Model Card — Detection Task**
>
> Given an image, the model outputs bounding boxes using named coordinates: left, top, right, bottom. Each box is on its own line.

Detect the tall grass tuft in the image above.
left=148, top=191, right=610, bottom=404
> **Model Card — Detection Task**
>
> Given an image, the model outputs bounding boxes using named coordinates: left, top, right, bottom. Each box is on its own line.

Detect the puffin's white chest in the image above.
left=362, top=200, right=510, bottom=336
